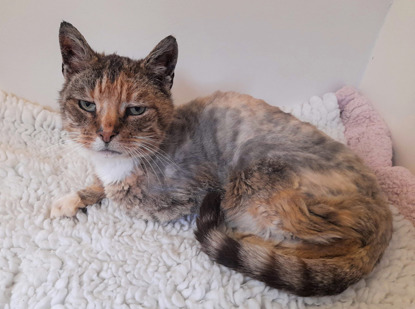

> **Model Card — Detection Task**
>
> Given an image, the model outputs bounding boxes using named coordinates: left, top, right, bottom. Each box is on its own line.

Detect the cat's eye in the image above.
left=78, top=100, right=96, bottom=113
left=126, top=106, right=147, bottom=116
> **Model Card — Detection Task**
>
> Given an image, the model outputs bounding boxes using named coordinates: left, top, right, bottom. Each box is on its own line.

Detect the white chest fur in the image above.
left=92, top=154, right=136, bottom=185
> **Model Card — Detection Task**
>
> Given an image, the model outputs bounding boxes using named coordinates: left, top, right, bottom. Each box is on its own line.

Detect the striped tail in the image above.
left=195, top=191, right=389, bottom=297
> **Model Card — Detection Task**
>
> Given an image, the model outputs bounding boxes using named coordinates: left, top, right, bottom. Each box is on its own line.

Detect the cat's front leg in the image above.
left=50, top=178, right=105, bottom=218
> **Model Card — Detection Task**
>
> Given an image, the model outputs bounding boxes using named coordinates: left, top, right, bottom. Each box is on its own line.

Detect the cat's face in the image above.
left=58, top=22, right=178, bottom=159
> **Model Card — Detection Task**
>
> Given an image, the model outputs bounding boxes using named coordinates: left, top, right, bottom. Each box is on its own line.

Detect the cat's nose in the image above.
left=98, top=130, right=117, bottom=143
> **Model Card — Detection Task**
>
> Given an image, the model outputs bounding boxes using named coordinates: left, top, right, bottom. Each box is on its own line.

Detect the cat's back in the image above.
left=176, top=91, right=293, bottom=141
left=174, top=91, right=337, bottom=158
left=196, top=90, right=284, bottom=121
left=171, top=91, right=374, bottom=186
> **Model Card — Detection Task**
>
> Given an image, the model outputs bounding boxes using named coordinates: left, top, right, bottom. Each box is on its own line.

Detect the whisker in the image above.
left=135, top=140, right=181, bottom=172
left=41, top=138, right=85, bottom=158
left=138, top=144, right=167, bottom=180
left=128, top=145, right=162, bottom=185
left=120, top=145, right=150, bottom=187
left=141, top=154, right=162, bottom=186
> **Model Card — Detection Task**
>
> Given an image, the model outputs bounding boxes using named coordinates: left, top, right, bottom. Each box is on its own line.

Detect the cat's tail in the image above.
left=194, top=191, right=390, bottom=297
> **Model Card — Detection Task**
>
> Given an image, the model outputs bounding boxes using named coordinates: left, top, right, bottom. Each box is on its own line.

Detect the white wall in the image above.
left=360, top=0, right=415, bottom=174
left=0, top=0, right=390, bottom=110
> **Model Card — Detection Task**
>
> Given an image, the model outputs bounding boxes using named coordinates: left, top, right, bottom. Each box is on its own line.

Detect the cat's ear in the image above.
left=59, top=21, right=97, bottom=79
left=142, top=36, right=178, bottom=92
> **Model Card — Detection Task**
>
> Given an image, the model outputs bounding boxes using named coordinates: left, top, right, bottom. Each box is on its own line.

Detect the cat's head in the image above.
left=58, top=21, right=177, bottom=160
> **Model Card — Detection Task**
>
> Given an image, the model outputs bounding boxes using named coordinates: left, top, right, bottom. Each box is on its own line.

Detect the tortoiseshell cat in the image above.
left=52, top=22, right=392, bottom=296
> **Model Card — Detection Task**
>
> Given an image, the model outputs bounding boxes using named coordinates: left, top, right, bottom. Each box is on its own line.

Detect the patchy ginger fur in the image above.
left=52, top=22, right=392, bottom=296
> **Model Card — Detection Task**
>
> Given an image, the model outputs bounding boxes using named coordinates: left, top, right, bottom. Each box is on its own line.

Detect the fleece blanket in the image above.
left=0, top=90, right=414, bottom=308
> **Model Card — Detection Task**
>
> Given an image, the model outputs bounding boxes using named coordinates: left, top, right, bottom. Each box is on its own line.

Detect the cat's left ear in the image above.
left=142, top=36, right=178, bottom=92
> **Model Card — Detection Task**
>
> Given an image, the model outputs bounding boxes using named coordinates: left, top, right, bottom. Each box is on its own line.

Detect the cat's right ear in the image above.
left=142, top=36, right=178, bottom=92
left=59, top=21, right=97, bottom=79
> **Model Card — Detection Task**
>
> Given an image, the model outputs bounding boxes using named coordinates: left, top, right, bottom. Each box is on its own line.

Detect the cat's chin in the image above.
left=91, top=152, right=137, bottom=185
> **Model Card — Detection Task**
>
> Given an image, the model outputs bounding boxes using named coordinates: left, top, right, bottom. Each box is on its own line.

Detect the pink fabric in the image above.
left=336, top=86, right=415, bottom=225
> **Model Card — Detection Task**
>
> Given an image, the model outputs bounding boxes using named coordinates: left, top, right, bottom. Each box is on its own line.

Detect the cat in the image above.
left=51, top=21, right=392, bottom=297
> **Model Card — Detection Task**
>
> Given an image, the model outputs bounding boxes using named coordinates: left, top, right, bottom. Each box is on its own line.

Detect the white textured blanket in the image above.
left=0, top=90, right=414, bottom=309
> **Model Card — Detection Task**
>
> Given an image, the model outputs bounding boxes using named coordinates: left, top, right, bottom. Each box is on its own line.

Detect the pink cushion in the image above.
left=337, top=86, right=415, bottom=225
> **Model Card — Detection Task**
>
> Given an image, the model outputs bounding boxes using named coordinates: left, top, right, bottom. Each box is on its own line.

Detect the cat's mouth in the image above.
left=97, top=149, right=122, bottom=156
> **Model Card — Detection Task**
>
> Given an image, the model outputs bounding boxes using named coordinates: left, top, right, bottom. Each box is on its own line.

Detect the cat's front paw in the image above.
left=50, top=192, right=84, bottom=218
